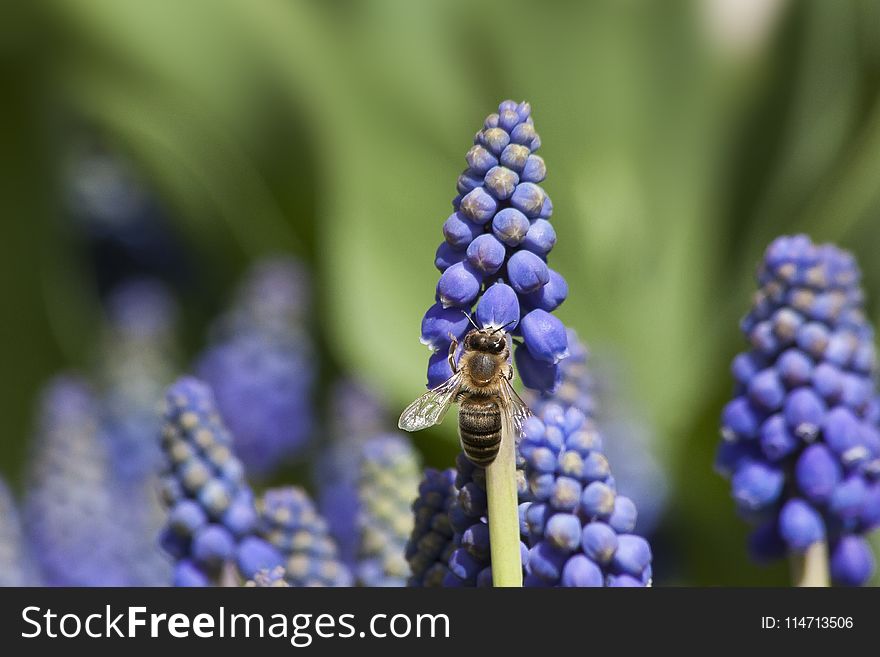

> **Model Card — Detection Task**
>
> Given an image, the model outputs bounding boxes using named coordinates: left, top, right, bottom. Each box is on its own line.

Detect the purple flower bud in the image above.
left=545, top=513, right=582, bottom=552
left=731, top=352, right=765, bottom=386
left=521, top=155, right=546, bottom=183
left=525, top=269, right=568, bottom=312
left=611, top=535, right=651, bottom=577
left=475, top=282, right=520, bottom=331
left=830, top=535, right=875, bottom=586
left=795, top=444, right=842, bottom=503
left=421, top=302, right=470, bottom=350
left=483, top=166, right=519, bottom=200
left=778, top=499, right=825, bottom=551
left=581, top=522, right=618, bottom=565
left=812, top=362, right=843, bottom=402
left=522, top=219, right=557, bottom=256
left=776, top=349, right=813, bottom=388
left=192, top=525, right=235, bottom=568
left=758, top=414, right=799, bottom=461
left=828, top=475, right=867, bottom=522
left=443, top=212, right=483, bottom=248
left=459, top=187, right=498, bottom=224
left=456, top=171, right=484, bottom=196
left=479, top=127, right=510, bottom=155
left=507, top=250, right=550, bottom=294
left=747, top=369, right=786, bottom=411
left=510, top=182, right=546, bottom=218
left=521, top=309, right=569, bottom=364
left=500, top=144, right=530, bottom=172
left=528, top=542, right=566, bottom=583
left=174, top=561, right=210, bottom=587
left=491, top=208, right=530, bottom=246
left=608, top=496, right=637, bottom=533
left=721, top=397, right=761, bottom=441
left=581, top=481, right=616, bottom=519
left=434, top=242, right=466, bottom=271
left=560, top=555, right=603, bottom=587
left=427, top=351, right=454, bottom=389
left=466, top=233, right=506, bottom=274
left=236, top=536, right=284, bottom=580
left=510, top=122, right=536, bottom=146
left=437, top=262, right=482, bottom=308
left=784, top=388, right=826, bottom=440
left=796, top=322, right=829, bottom=359
left=465, top=145, right=498, bottom=174
left=732, top=461, right=784, bottom=511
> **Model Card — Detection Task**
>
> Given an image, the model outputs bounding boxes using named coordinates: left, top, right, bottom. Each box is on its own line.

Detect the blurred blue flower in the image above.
left=424, top=100, right=569, bottom=392
left=0, top=478, right=42, bottom=586
left=406, top=468, right=457, bottom=587
left=159, top=377, right=283, bottom=586
left=24, top=377, right=138, bottom=585
left=717, top=235, right=880, bottom=585
left=197, top=258, right=315, bottom=477
left=256, top=487, right=353, bottom=587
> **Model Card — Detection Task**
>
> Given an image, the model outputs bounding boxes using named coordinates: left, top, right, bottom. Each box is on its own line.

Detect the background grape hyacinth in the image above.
left=423, top=99, right=569, bottom=392
left=158, top=377, right=283, bottom=586
left=717, top=235, right=880, bottom=586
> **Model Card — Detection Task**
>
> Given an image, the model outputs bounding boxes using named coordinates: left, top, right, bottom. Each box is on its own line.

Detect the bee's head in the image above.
left=464, top=328, right=506, bottom=354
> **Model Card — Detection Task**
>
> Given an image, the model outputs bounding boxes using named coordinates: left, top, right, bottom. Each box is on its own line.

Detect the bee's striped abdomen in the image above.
left=458, top=398, right=502, bottom=466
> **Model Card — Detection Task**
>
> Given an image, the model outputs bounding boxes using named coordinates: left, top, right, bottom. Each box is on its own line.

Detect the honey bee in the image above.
left=398, top=320, right=531, bottom=467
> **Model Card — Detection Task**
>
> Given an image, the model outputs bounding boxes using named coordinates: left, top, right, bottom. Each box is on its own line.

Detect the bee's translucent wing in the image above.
left=501, top=377, right=532, bottom=437
left=398, top=371, right=463, bottom=432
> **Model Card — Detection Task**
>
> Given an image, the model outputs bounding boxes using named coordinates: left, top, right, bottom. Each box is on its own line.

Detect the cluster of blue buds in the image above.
left=256, top=487, right=353, bottom=587
left=717, top=235, right=880, bottom=585
left=353, top=435, right=421, bottom=586
left=197, top=258, right=315, bottom=477
left=518, top=404, right=652, bottom=586
left=527, top=329, right=669, bottom=534
left=422, top=99, right=569, bottom=392
left=405, top=468, right=457, bottom=586
left=316, top=382, right=421, bottom=586
left=158, top=377, right=283, bottom=586
left=24, top=377, right=136, bottom=585
left=0, top=478, right=41, bottom=586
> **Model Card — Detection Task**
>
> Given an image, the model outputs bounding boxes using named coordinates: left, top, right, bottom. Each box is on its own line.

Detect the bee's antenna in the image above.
left=491, top=319, right=518, bottom=334
left=461, top=310, right=480, bottom=330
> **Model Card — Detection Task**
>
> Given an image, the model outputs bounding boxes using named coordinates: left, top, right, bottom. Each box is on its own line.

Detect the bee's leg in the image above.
left=447, top=334, right=459, bottom=373
left=506, top=364, right=515, bottom=381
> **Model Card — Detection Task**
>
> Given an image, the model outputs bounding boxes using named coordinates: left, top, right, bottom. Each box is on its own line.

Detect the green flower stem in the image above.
left=790, top=541, right=830, bottom=587
left=485, top=415, right=522, bottom=587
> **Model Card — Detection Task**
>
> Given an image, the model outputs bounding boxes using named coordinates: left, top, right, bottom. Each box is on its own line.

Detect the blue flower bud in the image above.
left=732, top=352, right=765, bottom=386
left=443, top=212, right=483, bottom=248
left=437, top=262, right=482, bottom=308
left=784, top=387, right=826, bottom=440
left=192, top=526, right=236, bottom=569
left=759, top=414, right=799, bottom=461
left=731, top=460, right=784, bottom=511
left=483, top=166, right=519, bottom=200
left=420, top=302, right=470, bottom=350
left=581, top=481, right=616, bottom=518
left=475, top=282, right=519, bottom=330
left=460, top=187, right=498, bottom=224
left=721, top=397, right=761, bottom=441
left=236, top=536, right=284, bottom=580
left=500, top=144, right=530, bottom=172
left=778, top=499, right=825, bottom=551
left=795, top=444, right=841, bottom=503
left=510, top=122, right=537, bottom=146
left=549, top=477, right=581, bottom=512
left=521, top=155, right=546, bottom=183
left=747, top=369, right=786, bottom=411
left=507, top=250, right=550, bottom=295
left=174, top=560, right=211, bottom=587
left=611, top=535, right=651, bottom=577
left=528, top=542, right=566, bottom=583
left=812, top=362, right=843, bottom=402
left=491, top=207, right=530, bottom=246
left=830, top=535, right=875, bottom=586
left=465, top=145, right=498, bottom=174
left=828, top=475, right=867, bottom=523
left=560, top=555, right=603, bottom=587
left=520, top=309, right=569, bottom=364
left=480, top=127, right=511, bottom=155
left=581, top=522, right=618, bottom=565
left=544, top=513, right=582, bottom=552
left=525, top=269, right=568, bottom=312
left=427, top=351, right=454, bottom=388
left=466, top=233, right=506, bottom=274
left=608, top=496, right=638, bottom=534
left=510, top=182, right=546, bottom=218
left=521, top=219, right=557, bottom=256
left=169, top=500, right=208, bottom=536
left=434, top=242, right=466, bottom=271
left=515, top=345, right=561, bottom=393
left=776, top=349, right=813, bottom=388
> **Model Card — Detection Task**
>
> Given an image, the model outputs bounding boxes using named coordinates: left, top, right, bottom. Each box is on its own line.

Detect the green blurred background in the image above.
left=3, top=0, right=880, bottom=585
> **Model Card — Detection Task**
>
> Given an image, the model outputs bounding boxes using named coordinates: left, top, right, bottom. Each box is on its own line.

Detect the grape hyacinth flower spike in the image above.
left=405, top=100, right=573, bottom=587
left=717, top=235, right=880, bottom=586
left=197, top=257, right=316, bottom=477
left=158, top=377, right=283, bottom=586
left=0, top=478, right=42, bottom=586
